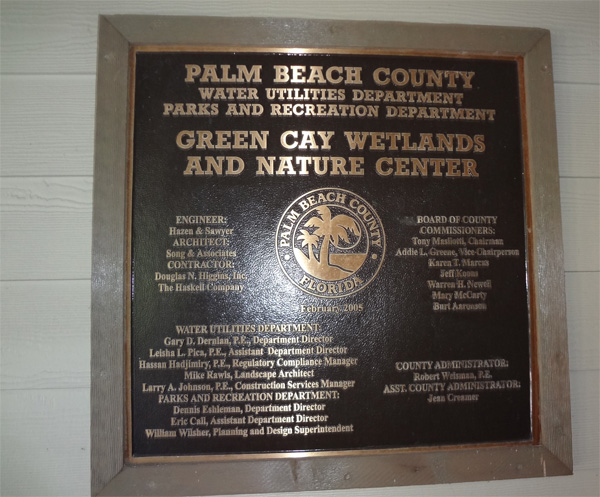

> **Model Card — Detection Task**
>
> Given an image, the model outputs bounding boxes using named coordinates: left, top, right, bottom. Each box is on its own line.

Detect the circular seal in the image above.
left=276, top=188, right=385, bottom=298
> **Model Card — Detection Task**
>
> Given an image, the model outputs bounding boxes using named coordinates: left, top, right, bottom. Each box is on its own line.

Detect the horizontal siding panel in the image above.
left=569, top=370, right=600, bottom=472
left=566, top=272, right=600, bottom=372
left=1, top=280, right=90, bottom=390
left=1, top=77, right=597, bottom=178
left=1, top=177, right=93, bottom=280
left=560, top=178, right=600, bottom=272
left=0, top=211, right=92, bottom=279
left=1, top=1, right=598, bottom=84
left=0, top=76, right=95, bottom=177
left=554, top=83, right=599, bottom=178
left=1, top=373, right=596, bottom=495
left=1, top=389, right=91, bottom=496
left=1, top=177, right=596, bottom=281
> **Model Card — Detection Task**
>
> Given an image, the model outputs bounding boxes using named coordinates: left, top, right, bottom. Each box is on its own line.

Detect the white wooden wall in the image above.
left=1, top=1, right=598, bottom=496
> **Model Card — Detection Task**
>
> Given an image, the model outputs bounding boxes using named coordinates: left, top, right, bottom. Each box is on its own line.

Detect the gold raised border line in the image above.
left=125, top=43, right=137, bottom=462
left=517, top=55, right=540, bottom=446
left=124, top=46, right=531, bottom=465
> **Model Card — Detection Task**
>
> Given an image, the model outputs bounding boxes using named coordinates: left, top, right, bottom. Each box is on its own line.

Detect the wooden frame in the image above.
left=91, top=15, right=572, bottom=496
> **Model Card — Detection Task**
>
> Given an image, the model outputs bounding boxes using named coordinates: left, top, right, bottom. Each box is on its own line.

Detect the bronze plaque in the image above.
left=128, top=49, right=532, bottom=459
left=92, top=16, right=571, bottom=496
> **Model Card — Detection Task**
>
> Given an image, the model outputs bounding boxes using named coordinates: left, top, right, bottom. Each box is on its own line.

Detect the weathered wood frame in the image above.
left=91, top=15, right=572, bottom=496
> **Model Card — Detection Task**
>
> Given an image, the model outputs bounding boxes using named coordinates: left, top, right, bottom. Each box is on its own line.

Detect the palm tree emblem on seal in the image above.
left=295, top=205, right=366, bottom=281
left=276, top=188, right=385, bottom=298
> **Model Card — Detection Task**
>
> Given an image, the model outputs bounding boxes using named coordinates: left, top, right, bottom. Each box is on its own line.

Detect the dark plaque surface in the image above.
left=128, top=49, right=532, bottom=459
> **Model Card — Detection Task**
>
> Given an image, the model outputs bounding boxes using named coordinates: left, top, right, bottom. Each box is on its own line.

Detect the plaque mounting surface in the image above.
left=91, top=15, right=572, bottom=496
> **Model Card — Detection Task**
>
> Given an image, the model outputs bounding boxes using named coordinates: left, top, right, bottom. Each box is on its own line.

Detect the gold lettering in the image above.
left=185, top=64, right=262, bottom=83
